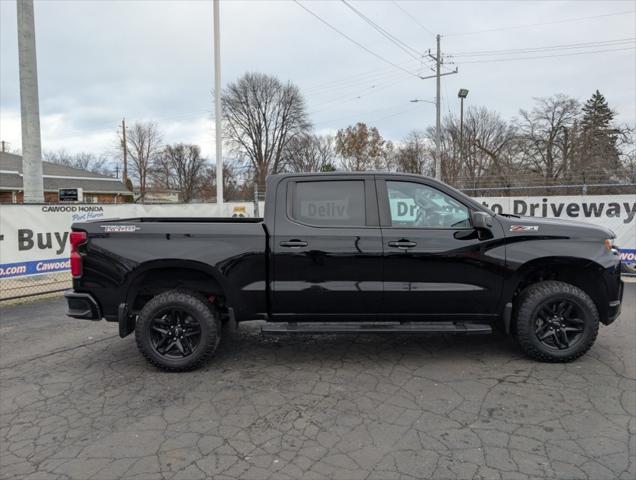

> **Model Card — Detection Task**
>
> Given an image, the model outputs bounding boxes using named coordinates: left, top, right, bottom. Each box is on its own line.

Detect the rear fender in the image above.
left=122, top=259, right=233, bottom=314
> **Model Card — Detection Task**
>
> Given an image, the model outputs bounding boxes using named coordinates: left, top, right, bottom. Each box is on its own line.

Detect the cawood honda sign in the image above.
left=0, top=195, right=634, bottom=279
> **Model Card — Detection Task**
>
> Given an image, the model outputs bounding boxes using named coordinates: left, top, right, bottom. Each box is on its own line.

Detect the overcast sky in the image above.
left=1, top=0, right=634, bottom=163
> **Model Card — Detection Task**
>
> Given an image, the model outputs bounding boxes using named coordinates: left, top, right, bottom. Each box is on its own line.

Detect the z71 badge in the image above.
left=510, top=225, right=539, bottom=232
left=101, top=225, right=140, bottom=233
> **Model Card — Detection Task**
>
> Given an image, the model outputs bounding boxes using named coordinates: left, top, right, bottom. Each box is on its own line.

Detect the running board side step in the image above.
left=261, top=322, right=492, bottom=335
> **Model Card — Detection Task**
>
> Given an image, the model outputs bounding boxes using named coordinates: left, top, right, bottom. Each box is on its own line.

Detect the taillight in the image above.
left=70, top=231, right=87, bottom=277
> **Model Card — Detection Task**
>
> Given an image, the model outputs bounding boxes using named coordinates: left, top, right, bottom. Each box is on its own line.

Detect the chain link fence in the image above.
left=1, top=273, right=70, bottom=302
left=448, top=170, right=636, bottom=197
left=2, top=175, right=634, bottom=301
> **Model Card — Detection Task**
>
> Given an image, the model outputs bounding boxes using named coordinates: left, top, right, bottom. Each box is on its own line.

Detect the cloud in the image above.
left=1, top=0, right=634, bottom=158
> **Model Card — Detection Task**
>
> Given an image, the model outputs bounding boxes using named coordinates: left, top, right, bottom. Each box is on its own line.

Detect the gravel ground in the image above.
left=0, top=285, right=634, bottom=480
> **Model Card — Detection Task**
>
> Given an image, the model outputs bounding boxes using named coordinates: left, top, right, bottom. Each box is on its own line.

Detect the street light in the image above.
left=410, top=98, right=435, bottom=104
left=457, top=89, right=469, bottom=165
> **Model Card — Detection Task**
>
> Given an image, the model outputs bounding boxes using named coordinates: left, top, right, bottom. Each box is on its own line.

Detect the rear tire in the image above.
left=514, top=281, right=599, bottom=363
left=135, top=290, right=220, bottom=371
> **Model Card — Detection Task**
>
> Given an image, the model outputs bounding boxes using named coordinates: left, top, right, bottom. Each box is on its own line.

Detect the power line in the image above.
left=369, top=104, right=423, bottom=123
left=446, top=9, right=635, bottom=37
left=308, top=75, right=415, bottom=114
left=303, top=67, right=417, bottom=97
left=302, top=58, right=435, bottom=98
left=341, top=0, right=424, bottom=61
left=457, top=46, right=635, bottom=64
left=301, top=58, right=424, bottom=92
left=314, top=102, right=421, bottom=126
left=293, top=0, right=424, bottom=79
left=390, top=0, right=435, bottom=37
left=448, top=38, right=635, bottom=57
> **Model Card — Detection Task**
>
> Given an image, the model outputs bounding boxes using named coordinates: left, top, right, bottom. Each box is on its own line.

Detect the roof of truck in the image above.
left=269, top=171, right=435, bottom=179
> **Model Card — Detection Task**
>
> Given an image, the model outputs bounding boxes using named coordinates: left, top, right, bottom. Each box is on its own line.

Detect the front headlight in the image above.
left=605, top=238, right=620, bottom=254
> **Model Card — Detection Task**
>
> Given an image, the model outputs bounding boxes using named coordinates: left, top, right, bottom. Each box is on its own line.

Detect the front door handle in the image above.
left=388, top=240, right=417, bottom=249
left=280, top=239, right=308, bottom=248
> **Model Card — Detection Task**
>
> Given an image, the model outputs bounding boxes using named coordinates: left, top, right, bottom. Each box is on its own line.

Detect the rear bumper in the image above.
left=65, top=290, right=102, bottom=320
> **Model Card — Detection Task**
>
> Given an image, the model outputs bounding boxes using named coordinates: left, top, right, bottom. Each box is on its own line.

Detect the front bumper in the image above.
left=605, top=279, right=623, bottom=325
left=65, top=290, right=102, bottom=320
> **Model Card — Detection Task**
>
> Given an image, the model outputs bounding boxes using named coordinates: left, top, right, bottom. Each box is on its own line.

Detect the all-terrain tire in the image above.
left=135, top=289, right=221, bottom=371
left=514, top=281, right=599, bottom=363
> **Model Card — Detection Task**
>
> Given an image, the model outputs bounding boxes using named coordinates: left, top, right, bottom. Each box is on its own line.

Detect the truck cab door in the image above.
left=271, top=175, right=382, bottom=320
left=376, top=177, right=506, bottom=320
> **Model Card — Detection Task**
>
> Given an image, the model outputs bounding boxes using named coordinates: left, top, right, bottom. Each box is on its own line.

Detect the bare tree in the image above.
left=424, top=107, right=518, bottom=190
left=461, top=107, right=517, bottom=189
left=222, top=72, right=311, bottom=188
left=393, top=130, right=431, bottom=175
left=120, top=122, right=162, bottom=201
left=617, top=125, right=635, bottom=183
left=285, top=134, right=336, bottom=172
left=151, top=154, right=175, bottom=190
left=44, top=150, right=113, bottom=176
left=198, top=161, right=251, bottom=202
left=516, top=94, right=579, bottom=181
left=162, top=144, right=208, bottom=203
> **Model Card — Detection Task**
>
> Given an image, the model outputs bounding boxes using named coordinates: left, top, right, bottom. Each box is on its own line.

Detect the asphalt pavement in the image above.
left=1, top=285, right=634, bottom=480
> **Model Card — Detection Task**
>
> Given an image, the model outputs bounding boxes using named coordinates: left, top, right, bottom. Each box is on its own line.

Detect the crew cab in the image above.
left=65, top=173, right=624, bottom=371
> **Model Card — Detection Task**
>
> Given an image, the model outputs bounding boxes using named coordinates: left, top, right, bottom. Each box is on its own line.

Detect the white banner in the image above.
left=476, top=195, right=636, bottom=264
left=0, top=202, right=253, bottom=278
left=0, top=195, right=634, bottom=279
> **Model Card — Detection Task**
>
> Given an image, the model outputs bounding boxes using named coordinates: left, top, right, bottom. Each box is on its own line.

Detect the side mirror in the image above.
left=471, top=211, right=493, bottom=230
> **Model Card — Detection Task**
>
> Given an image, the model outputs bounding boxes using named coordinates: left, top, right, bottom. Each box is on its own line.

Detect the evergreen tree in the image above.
left=575, top=90, right=621, bottom=176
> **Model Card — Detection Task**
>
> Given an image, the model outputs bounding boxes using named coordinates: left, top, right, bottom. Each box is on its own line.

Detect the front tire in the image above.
left=135, top=290, right=221, bottom=371
left=514, top=281, right=599, bottom=362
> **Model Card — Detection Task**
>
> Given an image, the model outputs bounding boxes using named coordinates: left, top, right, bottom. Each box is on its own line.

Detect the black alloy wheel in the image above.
left=533, top=299, right=585, bottom=350
left=135, top=290, right=221, bottom=371
left=149, top=308, right=202, bottom=359
left=515, top=281, right=599, bottom=363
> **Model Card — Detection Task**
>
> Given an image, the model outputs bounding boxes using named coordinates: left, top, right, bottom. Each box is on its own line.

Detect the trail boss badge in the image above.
left=100, top=225, right=140, bottom=233
left=510, top=225, right=539, bottom=232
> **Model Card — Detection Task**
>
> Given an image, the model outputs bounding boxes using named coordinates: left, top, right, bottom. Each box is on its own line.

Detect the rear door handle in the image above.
left=388, top=240, right=417, bottom=249
left=280, top=239, right=308, bottom=248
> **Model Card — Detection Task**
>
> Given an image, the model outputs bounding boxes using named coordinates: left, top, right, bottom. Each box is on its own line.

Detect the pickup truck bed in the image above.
left=74, top=217, right=268, bottom=323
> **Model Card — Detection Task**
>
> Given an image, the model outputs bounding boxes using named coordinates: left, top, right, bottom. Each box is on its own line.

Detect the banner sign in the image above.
left=0, top=202, right=253, bottom=278
left=477, top=195, right=635, bottom=265
left=0, top=195, right=634, bottom=279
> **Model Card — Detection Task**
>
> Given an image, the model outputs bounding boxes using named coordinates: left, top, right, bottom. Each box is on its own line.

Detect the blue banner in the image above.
left=0, top=258, right=70, bottom=278
left=620, top=249, right=636, bottom=265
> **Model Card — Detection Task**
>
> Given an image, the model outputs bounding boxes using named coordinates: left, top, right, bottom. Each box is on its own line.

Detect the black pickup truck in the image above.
left=65, top=172, right=623, bottom=371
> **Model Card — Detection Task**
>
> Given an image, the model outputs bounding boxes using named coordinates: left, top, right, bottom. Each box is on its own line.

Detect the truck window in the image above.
left=386, top=181, right=471, bottom=229
left=291, top=180, right=366, bottom=227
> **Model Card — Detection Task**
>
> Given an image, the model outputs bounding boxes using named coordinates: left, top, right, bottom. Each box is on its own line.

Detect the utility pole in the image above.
left=1, top=141, right=5, bottom=152
left=121, top=118, right=128, bottom=183
left=213, top=0, right=223, bottom=206
left=435, top=34, right=441, bottom=180
left=427, top=35, right=457, bottom=181
left=17, top=0, right=44, bottom=203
